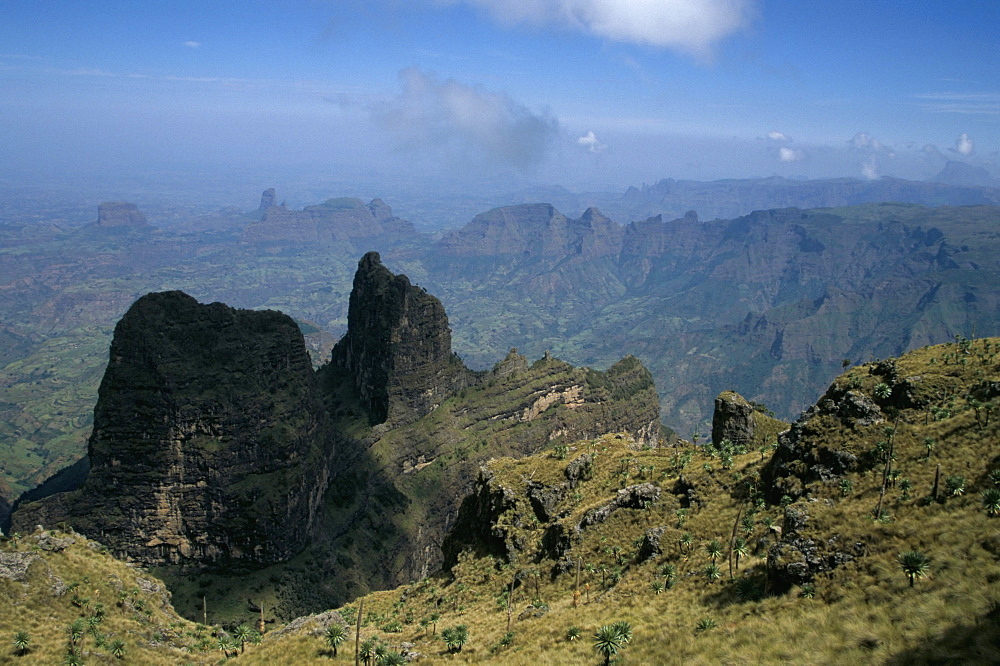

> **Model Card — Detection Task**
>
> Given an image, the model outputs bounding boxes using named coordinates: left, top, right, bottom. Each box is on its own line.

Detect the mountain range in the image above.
left=1, top=175, right=999, bottom=515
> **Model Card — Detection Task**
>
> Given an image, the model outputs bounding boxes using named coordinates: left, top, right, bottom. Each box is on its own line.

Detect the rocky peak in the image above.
left=711, top=390, right=788, bottom=451
left=258, top=187, right=279, bottom=213
left=12, top=291, right=336, bottom=567
left=438, top=203, right=620, bottom=258
left=712, top=391, right=756, bottom=447
left=242, top=196, right=414, bottom=246
left=96, top=202, right=149, bottom=228
left=329, top=252, right=476, bottom=425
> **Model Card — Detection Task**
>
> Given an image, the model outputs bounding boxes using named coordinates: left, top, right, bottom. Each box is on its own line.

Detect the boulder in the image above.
left=637, top=526, right=667, bottom=562
left=712, top=391, right=756, bottom=448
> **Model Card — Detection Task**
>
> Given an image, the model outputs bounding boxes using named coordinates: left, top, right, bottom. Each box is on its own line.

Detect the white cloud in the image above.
left=183, top=41, right=201, bottom=48
left=577, top=130, right=607, bottom=153
left=767, top=130, right=789, bottom=141
left=955, top=132, right=974, bottom=156
left=778, top=147, right=803, bottom=162
left=373, top=67, right=560, bottom=169
left=443, top=0, right=757, bottom=57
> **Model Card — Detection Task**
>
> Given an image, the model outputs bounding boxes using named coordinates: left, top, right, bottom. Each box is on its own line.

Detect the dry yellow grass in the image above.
left=5, top=337, right=1000, bottom=664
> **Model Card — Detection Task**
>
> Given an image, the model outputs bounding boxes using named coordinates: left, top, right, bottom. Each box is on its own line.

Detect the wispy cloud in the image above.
left=183, top=41, right=201, bottom=49
left=915, top=92, right=1000, bottom=115
left=954, top=132, right=974, bottom=156
left=767, top=130, right=790, bottom=141
left=441, top=0, right=757, bottom=58
left=577, top=130, right=607, bottom=153
left=373, top=67, right=560, bottom=169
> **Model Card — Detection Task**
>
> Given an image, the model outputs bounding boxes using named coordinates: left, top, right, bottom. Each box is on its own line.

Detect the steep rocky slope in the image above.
left=318, top=336, right=996, bottom=665
left=0, top=528, right=219, bottom=665
left=12, top=291, right=337, bottom=567
left=9, top=254, right=663, bottom=623
left=328, top=251, right=477, bottom=425
left=214, top=256, right=664, bottom=619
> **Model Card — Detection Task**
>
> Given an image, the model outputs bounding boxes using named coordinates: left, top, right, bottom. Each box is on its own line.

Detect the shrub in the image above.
left=982, top=488, right=1000, bottom=517
left=695, top=617, right=717, bottom=634
left=593, top=624, right=624, bottom=665
left=12, top=631, right=30, bottom=656
left=946, top=476, right=966, bottom=497
left=899, top=550, right=930, bottom=587
left=441, top=625, right=468, bottom=653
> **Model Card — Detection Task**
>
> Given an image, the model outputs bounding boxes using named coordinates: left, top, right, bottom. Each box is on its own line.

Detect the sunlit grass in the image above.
left=5, top=337, right=1000, bottom=664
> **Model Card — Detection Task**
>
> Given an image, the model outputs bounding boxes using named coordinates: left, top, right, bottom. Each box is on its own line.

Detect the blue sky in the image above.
left=1, top=0, right=998, bottom=199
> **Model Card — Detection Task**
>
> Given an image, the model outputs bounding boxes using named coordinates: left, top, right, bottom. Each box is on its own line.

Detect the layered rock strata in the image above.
left=13, top=291, right=335, bottom=567
left=328, top=251, right=477, bottom=425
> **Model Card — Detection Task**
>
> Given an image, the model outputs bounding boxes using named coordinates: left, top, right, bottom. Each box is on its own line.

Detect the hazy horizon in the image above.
left=2, top=1, right=999, bottom=210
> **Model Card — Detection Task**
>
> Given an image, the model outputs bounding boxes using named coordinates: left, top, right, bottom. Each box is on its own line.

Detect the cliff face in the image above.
left=13, top=291, right=336, bottom=567
left=310, top=348, right=663, bottom=612
left=96, top=202, right=150, bottom=228
left=242, top=195, right=414, bottom=246
left=328, top=251, right=477, bottom=425
left=437, top=204, right=622, bottom=259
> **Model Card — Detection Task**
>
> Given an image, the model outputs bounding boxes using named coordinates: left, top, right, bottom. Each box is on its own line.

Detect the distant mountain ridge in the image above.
left=516, top=173, right=1000, bottom=224
left=2, top=188, right=999, bottom=519
left=242, top=193, right=414, bottom=247
left=419, top=202, right=1000, bottom=434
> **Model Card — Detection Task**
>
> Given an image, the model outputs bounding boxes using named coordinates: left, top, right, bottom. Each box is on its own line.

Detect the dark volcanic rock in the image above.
left=578, top=483, right=660, bottom=530
left=564, top=454, right=595, bottom=489
left=328, top=251, right=477, bottom=425
left=12, top=291, right=336, bottom=567
left=637, top=526, right=667, bottom=562
left=442, top=468, right=522, bottom=566
left=96, top=202, right=149, bottom=228
left=766, top=505, right=857, bottom=592
left=712, top=390, right=755, bottom=447
left=527, top=481, right=567, bottom=523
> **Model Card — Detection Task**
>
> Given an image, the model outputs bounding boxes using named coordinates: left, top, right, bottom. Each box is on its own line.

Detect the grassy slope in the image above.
left=236, top=337, right=1000, bottom=664
left=4, top=337, right=999, bottom=663
left=0, top=530, right=217, bottom=664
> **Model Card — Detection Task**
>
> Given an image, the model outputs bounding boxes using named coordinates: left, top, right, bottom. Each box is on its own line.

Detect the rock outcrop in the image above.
left=437, top=204, right=622, bottom=259
left=711, top=390, right=788, bottom=449
left=712, top=391, right=756, bottom=447
left=95, top=202, right=150, bottom=228
left=766, top=505, right=861, bottom=593
left=242, top=195, right=414, bottom=246
left=258, top=187, right=278, bottom=213
left=327, top=251, right=477, bottom=425
left=12, top=291, right=336, bottom=567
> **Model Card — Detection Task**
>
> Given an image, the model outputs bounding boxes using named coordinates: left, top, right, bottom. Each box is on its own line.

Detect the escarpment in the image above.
left=12, top=291, right=337, bottom=567
left=11, top=254, right=663, bottom=616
